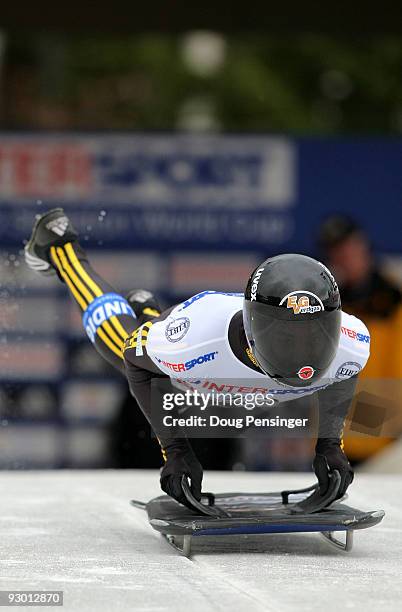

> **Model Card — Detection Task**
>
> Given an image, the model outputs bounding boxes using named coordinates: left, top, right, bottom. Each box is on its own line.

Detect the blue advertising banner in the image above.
left=0, top=134, right=400, bottom=254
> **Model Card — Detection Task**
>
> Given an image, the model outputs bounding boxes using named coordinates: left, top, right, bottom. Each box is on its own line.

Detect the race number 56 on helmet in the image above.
left=243, top=254, right=341, bottom=387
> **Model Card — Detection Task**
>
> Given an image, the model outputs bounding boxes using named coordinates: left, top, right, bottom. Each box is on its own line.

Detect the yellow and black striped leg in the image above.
left=50, top=243, right=137, bottom=370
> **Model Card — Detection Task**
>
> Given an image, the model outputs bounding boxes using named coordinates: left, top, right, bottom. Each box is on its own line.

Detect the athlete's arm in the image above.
left=313, top=376, right=357, bottom=498
left=123, top=332, right=203, bottom=506
left=317, top=375, right=357, bottom=439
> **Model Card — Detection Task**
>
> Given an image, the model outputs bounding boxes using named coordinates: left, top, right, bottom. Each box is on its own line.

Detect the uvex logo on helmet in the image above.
left=250, top=268, right=265, bottom=301
left=280, top=290, right=324, bottom=315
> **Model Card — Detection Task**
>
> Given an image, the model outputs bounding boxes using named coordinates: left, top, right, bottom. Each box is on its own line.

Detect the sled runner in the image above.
left=130, top=472, right=384, bottom=557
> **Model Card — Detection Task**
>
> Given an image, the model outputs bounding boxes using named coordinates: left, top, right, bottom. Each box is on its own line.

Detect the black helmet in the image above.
left=243, top=254, right=341, bottom=387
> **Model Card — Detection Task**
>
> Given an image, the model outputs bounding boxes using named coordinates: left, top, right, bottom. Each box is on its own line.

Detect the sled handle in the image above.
left=201, top=492, right=216, bottom=507
left=290, top=470, right=342, bottom=514
left=181, top=476, right=229, bottom=517
left=281, top=482, right=318, bottom=505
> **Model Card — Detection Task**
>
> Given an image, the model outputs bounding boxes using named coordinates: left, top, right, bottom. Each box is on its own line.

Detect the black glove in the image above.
left=313, top=439, right=354, bottom=499
left=160, top=440, right=203, bottom=509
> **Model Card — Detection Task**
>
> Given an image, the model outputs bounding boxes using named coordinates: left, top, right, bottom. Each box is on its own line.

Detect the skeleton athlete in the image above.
left=25, top=209, right=370, bottom=507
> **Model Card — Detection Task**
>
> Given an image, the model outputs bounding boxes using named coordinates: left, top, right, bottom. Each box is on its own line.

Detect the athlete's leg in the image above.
left=50, top=241, right=138, bottom=372
left=25, top=208, right=148, bottom=374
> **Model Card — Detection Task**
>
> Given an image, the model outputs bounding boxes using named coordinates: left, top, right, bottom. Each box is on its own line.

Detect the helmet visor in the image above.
left=243, top=301, right=341, bottom=387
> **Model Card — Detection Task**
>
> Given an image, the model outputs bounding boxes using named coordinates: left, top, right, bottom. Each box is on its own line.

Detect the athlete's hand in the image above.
left=313, top=439, right=354, bottom=499
left=160, top=440, right=203, bottom=509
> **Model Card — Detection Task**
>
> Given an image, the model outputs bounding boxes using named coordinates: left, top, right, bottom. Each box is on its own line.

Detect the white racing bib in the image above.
left=145, top=291, right=370, bottom=403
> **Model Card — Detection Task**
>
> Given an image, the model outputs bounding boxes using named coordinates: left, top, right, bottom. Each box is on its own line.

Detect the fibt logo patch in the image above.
left=280, top=290, right=324, bottom=315
left=250, top=268, right=265, bottom=301
left=335, top=361, right=362, bottom=380
left=165, top=317, right=190, bottom=343
left=297, top=366, right=315, bottom=380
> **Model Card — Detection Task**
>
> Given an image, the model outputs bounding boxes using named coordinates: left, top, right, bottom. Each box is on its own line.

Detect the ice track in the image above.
left=0, top=470, right=400, bottom=612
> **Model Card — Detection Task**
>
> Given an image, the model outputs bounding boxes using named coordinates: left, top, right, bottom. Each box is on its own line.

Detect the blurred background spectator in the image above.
left=318, top=215, right=402, bottom=463
left=318, top=216, right=402, bottom=324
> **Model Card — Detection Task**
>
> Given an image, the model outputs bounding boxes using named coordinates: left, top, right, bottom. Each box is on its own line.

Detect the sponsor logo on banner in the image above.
left=165, top=317, right=190, bottom=342
left=83, top=293, right=135, bottom=343
left=341, top=326, right=370, bottom=343
left=0, top=135, right=295, bottom=207
left=280, top=290, right=324, bottom=315
left=250, top=268, right=265, bottom=301
left=335, top=361, right=362, bottom=379
left=155, top=351, right=218, bottom=372
left=0, top=135, right=296, bottom=249
left=297, top=366, right=315, bottom=380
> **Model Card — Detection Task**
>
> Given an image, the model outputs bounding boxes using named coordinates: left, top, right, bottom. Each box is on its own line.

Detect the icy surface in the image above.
left=0, top=470, right=399, bottom=612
